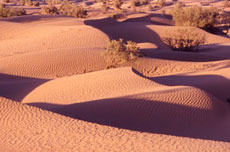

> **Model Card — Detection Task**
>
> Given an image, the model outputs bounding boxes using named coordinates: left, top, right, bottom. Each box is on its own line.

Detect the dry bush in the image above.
left=223, top=0, right=230, bottom=7
left=46, top=0, right=61, bottom=5
left=41, top=5, right=59, bottom=14
left=163, top=28, right=206, bottom=51
left=114, top=0, right=122, bottom=9
left=174, top=1, right=184, bottom=8
left=41, top=2, right=87, bottom=18
left=3, top=0, right=10, bottom=3
left=59, top=3, right=87, bottom=18
left=156, top=0, right=166, bottom=8
left=217, top=11, right=230, bottom=35
left=19, top=0, right=34, bottom=6
left=101, top=1, right=109, bottom=13
left=171, top=6, right=219, bottom=31
left=0, top=4, right=26, bottom=17
left=102, top=39, right=143, bottom=68
left=32, top=1, right=40, bottom=6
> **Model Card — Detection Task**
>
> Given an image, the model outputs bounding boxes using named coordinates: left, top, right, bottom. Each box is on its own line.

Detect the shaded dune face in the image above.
left=1, top=97, right=229, bottom=152
left=21, top=67, right=230, bottom=142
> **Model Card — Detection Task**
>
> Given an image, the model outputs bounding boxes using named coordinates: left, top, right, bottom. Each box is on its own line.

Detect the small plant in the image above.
left=41, top=5, right=59, bottom=14
left=163, top=27, right=206, bottom=51
left=223, top=0, right=230, bottom=8
left=32, top=1, right=40, bottom=6
left=156, top=0, right=166, bottom=8
left=46, top=0, right=62, bottom=5
left=101, top=1, right=109, bottom=13
left=3, top=0, right=10, bottom=3
left=0, top=4, right=26, bottom=17
left=102, top=39, right=143, bottom=68
left=218, top=11, right=230, bottom=35
left=171, top=6, right=219, bottom=31
left=114, top=0, right=122, bottom=10
left=161, top=9, right=165, bottom=16
left=130, top=0, right=137, bottom=11
left=59, top=3, right=87, bottom=18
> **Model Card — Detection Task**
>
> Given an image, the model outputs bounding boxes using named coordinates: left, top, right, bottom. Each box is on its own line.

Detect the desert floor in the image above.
left=0, top=0, right=230, bottom=151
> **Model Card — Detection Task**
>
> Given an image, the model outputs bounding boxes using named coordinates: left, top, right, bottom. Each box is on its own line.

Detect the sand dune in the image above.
left=22, top=67, right=163, bottom=104
left=1, top=3, right=230, bottom=151
left=1, top=97, right=229, bottom=152
left=0, top=16, right=108, bottom=58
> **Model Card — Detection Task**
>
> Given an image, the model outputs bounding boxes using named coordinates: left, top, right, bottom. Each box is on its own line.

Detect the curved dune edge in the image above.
left=30, top=86, right=230, bottom=141
left=22, top=67, right=164, bottom=104
left=1, top=97, right=230, bottom=152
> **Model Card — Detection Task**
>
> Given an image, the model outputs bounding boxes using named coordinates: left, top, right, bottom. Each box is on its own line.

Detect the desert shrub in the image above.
left=163, top=27, right=206, bottom=51
left=3, top=0, right=10, bottom=3
left=41, top=5, right=59, bottom=14
left=0, top=4, right=26, bottom=17
left=59, top=3, right=87, bottom=18
left=32, top=1, right=40, bottom=6
left=114, top=0, right=122, bottom=9
left=218, top=11, right=230, bottom=35
left=223, top=0, right=230, bottom=7
left=171, top=6, right=219, bottom=31
left=101, top=1, right=109, bottom=13
left=20, top=0, right=34, bottom=6
left=174, top=1, right=184, bottom=8
left=148, top=4, right=154, bottom=11
left=102, top=39, right=143, bottom=68
left=156, top=0, right=166, bottom=8
left=161, top=9, right=165, bottom=16
left=46, top=0, right=61, bottom=5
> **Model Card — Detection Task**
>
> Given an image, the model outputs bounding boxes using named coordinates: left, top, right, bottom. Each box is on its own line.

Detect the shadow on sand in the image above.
left=29, top=94, right=230, bottom=142
left=0, top=73, right=50, bottom=102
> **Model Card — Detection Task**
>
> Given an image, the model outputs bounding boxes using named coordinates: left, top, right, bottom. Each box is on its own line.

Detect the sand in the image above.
left=1, top=1, right=230, bottom=151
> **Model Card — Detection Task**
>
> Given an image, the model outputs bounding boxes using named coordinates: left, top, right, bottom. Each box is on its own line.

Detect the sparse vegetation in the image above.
left=101, top=1, right=109, bottom=13
left=41, top=5, right=59, bottom=14
left=223, top=0, right=230, bottom=8
left=3, top=0, right=10, bottom=3
left=0, top=4, right=26, bottom=18
left=217, top=11, right=230, bottom=36
left=171, top=6, right=219, bottom=31
left=41, top=2, right=87, bottom=18
left=20, top=0, right=33, bottom=6
left=46, top=0, right=62, bottom=5
left=114, top=0, right=122, bottom=10
left=156, top=0, right=166, bottom=8
left=163, top=27, right=206, bottom=51
left=59, top=3, right=87, bottom=18
left=102, top=39, right=143, bottom=68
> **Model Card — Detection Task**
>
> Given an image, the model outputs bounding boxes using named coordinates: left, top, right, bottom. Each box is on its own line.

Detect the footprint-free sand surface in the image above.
left=1, top=2, right=230, bottom=151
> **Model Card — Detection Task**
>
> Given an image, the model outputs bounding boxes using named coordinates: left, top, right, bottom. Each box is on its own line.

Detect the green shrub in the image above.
left=171, top=6, right=218, bottom=31
left=0, top=4, right=26, bottom=17
left=163, top=27, right=206, bottom=51
left=102, top=39, right=143, bottom=68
